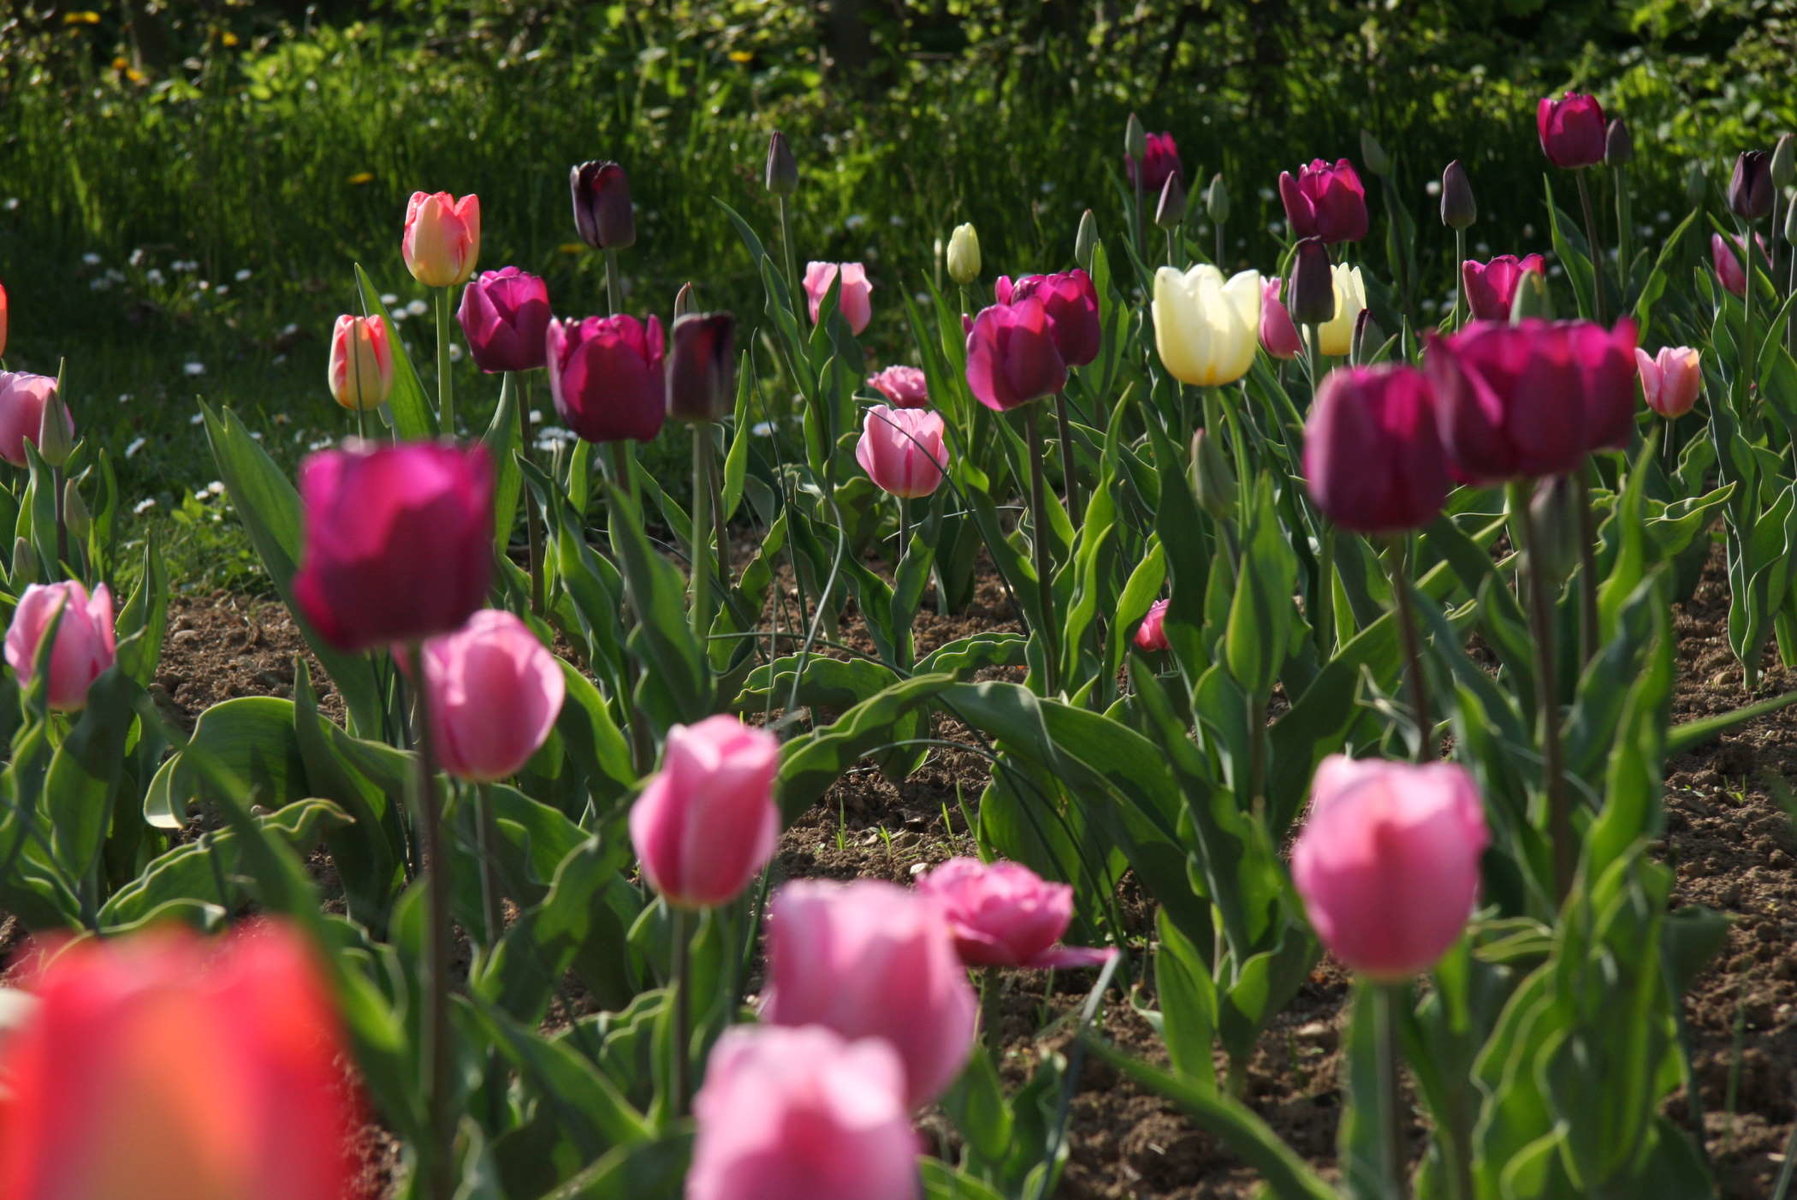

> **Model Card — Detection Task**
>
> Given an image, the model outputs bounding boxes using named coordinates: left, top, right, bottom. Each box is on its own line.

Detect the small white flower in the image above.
left=406, top=299, right=429, bottom=316
left=751, top=420, right=777, bottom=437
left=234, top=268, right=252, bottom=282
left=189, top=412, right=205, bottom=425
left=3, top=198, right=19, bottom=211
left=125, top=437, right=146, bottom=458
left=88, top=278, right=111, bottom=291
left=448, top=344, right=464, bottom=362
left=184, top=362, right=206, bottom=376
left=132, top=498, right=156, bottom=515
left=82, top=252, right=101, bottom=266
left=529, top=410, right=543, bottom=423
left=249, top=431, right=263, bottom=440
left=1040, top=181, right=1055, bottom=194
left=117, top=393, right=132, bottom=404
left=380, top=293, right=399, bottom=307
left=307, top=437, right=333, bottom=451
left=144, top=268, right=165, bottom=285
left=273, top=354, right=287, bottom=366
left=214, top=285, right=229, bottom=296
left=1425, top=180, right=1441, bottom=197
left=1475, top=242, right=1490, bottom=255
left=844, top=214, right=868, bottom=230
left=206, top=481, right=225, bottom=496
left=129, top=249, right=146, bottom=267
left=1257, top=187, right=1275, bottom=203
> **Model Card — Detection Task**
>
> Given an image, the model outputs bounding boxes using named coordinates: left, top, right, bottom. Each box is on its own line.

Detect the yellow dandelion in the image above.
left=346, top=171, right=375, bottom=185
left=727, top=49, right=753, bottom=64
left=63, top=11, right=101, bottom=25
left=559, top=242, right=588, bottom=255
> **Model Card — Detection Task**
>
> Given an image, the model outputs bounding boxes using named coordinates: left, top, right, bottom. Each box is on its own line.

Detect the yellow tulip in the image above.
left=1152, top=265, right=1261, bottom=387
left=1306, top=263, right=1367, bottom=357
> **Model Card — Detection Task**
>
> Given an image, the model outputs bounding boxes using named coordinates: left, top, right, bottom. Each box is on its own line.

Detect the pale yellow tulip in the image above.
left=1152, top=265, right=1261, bottom=387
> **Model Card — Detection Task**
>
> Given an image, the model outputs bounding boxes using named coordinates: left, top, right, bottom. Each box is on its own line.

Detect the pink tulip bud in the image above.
left=629, top=715, right=780, bottom=909
left=1125, top=131, right=1182, bottom=195
left=997, top=270, right=1101, bottom=368
left=1134, top=598, right=1170, bottom=651
left=1637, top=346, right=1703, bottom=419
left=855, top=407, right=949, bottom=499
left=689, top=1026, right=919, bottom=1200
left=402, top=191, right=481, bottom=288
left=456, top=267, right=551, bottom=374
left=1536, top=93, right=1606, bottom=169
left=416, top=610, right=564, bottom=782
left=547, top=314, right=666, bottom=443
left=964, top=297, right=1066, bottom=413
left=0, top=372, right=70, bottom=469
left=293, top=441, right=494, bottom=652
left=915, top=857, right=1116, bottom=969
left=803, top=262, right=874, bottom=335
left=1303, top=365, right=1450, bottom=535
left=326, top=314, right=394, bottom=411
left=4, top=580, right=115, bottom=711
left=762, top=879, right=978, bottom=1107
left=867, top=365, right=930, bottom=409
left=570, top=161, right=636, bottom=250
left=1461, top=255, right=1546, bottom=321
left=1711, top=231, right=1764, bottom=298
left=0, top=922, right=353, bottom=1200
left=1259, top=278, right=1303, bottom=359
left=1278, top=158, right=1369, bottom=244
left=1291, top=756, right=1489, bottom=979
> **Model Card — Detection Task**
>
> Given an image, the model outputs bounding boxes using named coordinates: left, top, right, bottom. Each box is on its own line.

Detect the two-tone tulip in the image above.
left=1637, top=346, right=1703, bottom=419
left=327, top=314, right=394, bottom=411
left=402, top=192, right=481, bottom=287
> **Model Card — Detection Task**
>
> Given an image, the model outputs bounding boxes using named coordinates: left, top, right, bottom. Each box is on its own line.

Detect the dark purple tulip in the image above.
left=1288, top=237, right=1337, bottom=326
left=667, top=312, right=736, bottom=424
left=546, top=314, right=665, bottom=444
left=964, top=298, right=1066, bottom=412
left=1425, top=320, right=1591, bottom=484
left=1461, top=255, right=1546, bottom=321
left=1729, top=151, right=1774, bottom=221
left=570, top=160, right=636, bottom=250
left=1278, top=159, right=1368, bottom=244
left=456, top=267, right=551, bottom=373
left=1304, top=365, right=1450, bottom=534
left=1440, top=160, right=1476, bottom=230
left=1536, top=93, right=1606, bottom=169
left=995, top=270, right=1101, bottom=368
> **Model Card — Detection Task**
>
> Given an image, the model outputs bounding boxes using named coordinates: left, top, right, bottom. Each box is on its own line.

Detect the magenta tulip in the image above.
left=688, top=1025, right=919, bottom=1200
left=855, top=407, right=949, bottom=499
left=1125, top=131, right=1182, bottom=195
left=915, top=857, right=1115, bottom=970
left=457, top=267, right=551, bottom=373
left=762, top=879, right=978, bottom=1107
left=1134, top=598, right=1170, bottom=651
left=1568, top=318, right=1641, bottom=454
left=1303, top=365, right=1450, bottom=535
left=996, top=270, right=1101, bottom=367
left=1711, top=231, right=1765, bottom=298
left=416, top=610, right=564, bottom=782
left=1291, top=755, right=1489, bottom=979
left=1637, top=346, right=1703, bottom=419
left=1461, top=255, right=1546, bottom=321
left=964, top=298, right=1067, bottom=413
left=1536, top=93, right=1607, bottom=169
left=292, top=441, right=493, bottom=652
left=629, top=715, right=780, bottom=909
left=0, top=372, right=69, bottom=469
left=867, top=365, right=929, bottom=409
left=803, top=262, right=873, bottom=335
left=1259, top=278, right=1302, bottom=360
left=5, top=580, right=115, bottom=711
left=1278, top=158, right=1368, bottom=244
left=546, top=314, right=665, bottom=443
left=1425, top=320, right=1592, bottom=483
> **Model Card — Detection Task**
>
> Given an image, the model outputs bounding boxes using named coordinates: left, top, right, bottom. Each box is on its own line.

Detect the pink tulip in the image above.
left=804, top=262, right=873, bottom=334
left=1461, top=254, right=1545, bottom=321
left=1125, top=131, right=1182, bottom=195
left=1711, top=231, right=1765, bottom=298
left=629, top=715, right=780, bottom=908
left=402, top=191, right=481, bottom=287
left=762, top=879, right=978, bottom=1107
left=1424, top=320, right=1593, bottom=483
left=4, top=580, right=116, bottom=711
left=1636, top=346, right=1703, bottom=419
left=689, top=1025, right=919, bottom=1200
left=996, top=271, right=1101, bottom=367
left=1304, top=365, right=1450, bottom=535
left=547, top=314, right=665, bottom=444
left=1278, top=158, right=1369, bottom=244
left=292, top=441, right=493, bottom=652
left=0, top=372, right=70, bottom=469
left=1536, top=93, right=1606, bottom=169
left=1291, top=756, right=1489, bottom=979
left=457, top=267, right=551, bottom=373
left=417, top=610, right=564, bottom=782
left=915, top=857, right=1115, bottom=969
left=1259, top=278, right=1302, bottom=359
left=855, top=407, right=949, bottom=499
left=1134, top=598, right=1170, bottom=651
left=0, top=922, right=353, bottom=1200
left=964, top=297, right=1067, bottom=413
left=326, top=314, right=394, bottom=411
left=867, top=365, right=930, bottom=409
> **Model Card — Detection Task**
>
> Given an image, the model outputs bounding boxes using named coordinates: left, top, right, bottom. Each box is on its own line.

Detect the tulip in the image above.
left=1305, top=262, right=1367, bottom=358
left=0, top=372, right=69, bottom=468
left=1291, top=756, right=1489, bottom=979
left=1151, top=265, right=1261, bottom=387
left=5, top=580, right=115, bottom=711
left=1461, top=255, right=1546, bottom=321
left=1125, top=130, right=1182, bottom=195
left=1134, top=598, right=1170, bottom=651
left=855, top=407, right=949, bottom=499
left=547, top=314, right=666, bottom=444
left=292, top=441, right=494, bottom=652
left=1206, top=173, right=1230, bottom=224
left=946, top=223, right=981, bottom=285
left=1278, top=158, right=1369, bottom=244
left=629, top=714, right=780, bottom=909
left=1074, top=209, right=1099, bottom=273
left=1728, top=150, right=1774, bottom=221
left=1260, top=278, right=1302, bottom=360
left=1440, top=160, right=1476, bottom=229
left=803, top=262, right=873, bottom=334
left=1604, top=118, right=1634, bottom=168
left=326, top=314, right=394, bottom=411
left=1354, top=309, right=1385, bottom=363
left=867, top=365, right=929, bottom=409
left=569, top=161, right=636, bottom=251
left=689, top=1026, right=918, bottom=1200
left=402, top=191, right=481, bottom=287
left=764, top=131, right=798, bottom=196
left=416, top=610, right=564, bottom=782
left=1568, top=318, right=1641, bottom=454
left=674, top=281, right=698, bottom=318
left=1123, top=113, right=1147, bottom=164
left=964, top=297, right=1067, bottom=411
left=916, top=857, right=1116, bottom=970
left=666, top=312, right=737, bottom=424
left=0, top=279, right=8, bottom=359
left=1637, top=346, right=1703, bottom=419
left=1774, top=133, right=1797, bottom=190
left=1287, top=238, right=1337, bottom=328
left=762, top=878, right=978, bottom=1107
left=996, top=270, right=1101, bottom=368
left=33, top=387, right=72, bottom=468
left=1710, top=231, right=1765, bottom=298
left=0, top=923, right=354, bottom=1200
left=1154, top=171, right=1187, bottom=231
left=1536, top=93, right=1606, bottom=169
left=456, top=267, right=551, bottom=374
left=1303, top=365, right=1449, bottom=535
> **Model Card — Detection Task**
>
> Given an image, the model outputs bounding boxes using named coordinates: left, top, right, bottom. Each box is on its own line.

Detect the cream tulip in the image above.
left=946, top=223, right=981, bottom=285
left=1305, top=263, right=1367, bottom=358
left=1151, top=265, right=1261, bottom=387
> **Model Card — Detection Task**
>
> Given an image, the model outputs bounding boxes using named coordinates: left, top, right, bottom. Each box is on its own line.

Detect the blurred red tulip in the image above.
left=1303, top=365, right=1450, bottom=535
left=1461, top=255, right=1545, bottom=321
left=1278, top=158, right=1368, bottom=244
left=418, top=609, right=564, bottom=782
left=996, top=270, right=1101, bottom=367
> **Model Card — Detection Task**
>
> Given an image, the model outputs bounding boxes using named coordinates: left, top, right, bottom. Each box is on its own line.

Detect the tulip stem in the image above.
left=1614, top=165, right=1632, bottom=294
left=434, top=287, right=455, bottom=437
left=1740, top=218, right=1761, bottom=406
left=897, top=495, right=911, bottom=564
left=1574, top=170, right=1606, bottom=324
left=604, top=248, right=623, bottom=317
left=1052, top=390, right=1082, bottom=529
left=1371, top=982, right=1411, bottom=1200
left=1214, top=219, right=1225, bottom=270
left=518, top=376, right=546, bottom=615
left=1382, top=537, right=1435, bottom=760
left=979, top=964, right=1004, bottom=1059
left=777, top=196, right=801, bottom=319
left=1022, top=405, right=1060, bottom=696
left=475, top=781, right=503, bottom=945
left=1451, top=229, right=1465, bottom=332
left=691, top=422, right=715, bottom=649
left=1133, top=177, right=1145, bottom=266
left=50, top=464, right=67, bottom=575
left=405, top=641, right=456, bottom=1200
left=1164, top=228, right=1176, bottom=268
left=1575, top=463, right=1601, bottom=668
left=1508, top=481, right=1574, bottom=902
left=669, top=903, right=693, bottom=1116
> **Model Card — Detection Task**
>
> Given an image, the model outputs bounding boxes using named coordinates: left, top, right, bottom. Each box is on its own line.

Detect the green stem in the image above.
left=1575, top=463, right=1600, bottom=668
left=1575, top=170, right=1606, bottom=324
left=1383, top=536, right=1435, bottom=759
left=1164, top=227, right=1175, bottom=267
left=1023, top=405, right=1060, bottom=696
left=518, top=375, right=546, bottom=615
left=1246, top=690, right=1268, bottom=813
left=1614, top=165, right=1632, bottom=297
left=50, top=464, right=67, bottom=576
left=777, top=195, right=800, bottom=318
left=434, top=286, right=454, bottom=436
left=1452, top=228, right=1465, bottom=332
left=1740, top=217, right=1760, bottom=408
left=604, top=248, right=623, bottom=317
left=1214, top=217, right=1225, bottom=269
left=691, top=423, right=715, bottom=647
left=475, top=781, right=503, bottom=945
left=669, top=904, right=693, bottom=1116
left=1133, top=177, right=1145, bottom=265
left=607, top=441, right=654, bottom=776
left=1052, top=389, right=1081, bottom=529
left=1373, top=983, right=1411, bottom=1200
left=406, top=642, right=455, bottom=1200
left=1508, top=481, right=1574, bottom=902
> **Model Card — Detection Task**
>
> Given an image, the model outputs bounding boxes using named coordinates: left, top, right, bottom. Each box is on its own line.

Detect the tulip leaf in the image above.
left=142, top=696, right=308, bottom=829
left=776, top=672, right=955, bottom=821
left=483, top=371, right=523, bottom=556
left=43, top=666, right=140, bottom=894
left=536, top=1129, right=690, bottom=1200
left=355, top=262, right=435, bottom=439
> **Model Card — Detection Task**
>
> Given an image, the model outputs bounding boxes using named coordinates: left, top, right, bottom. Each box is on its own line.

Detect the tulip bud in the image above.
left=35, top=386, right=74, bottom=468
left=1684, top=160, right=1709, bottom=207
left=1508, top=269, right=1554, bottom=321
left=1205, top=173, right=1229, bottom=225
left=1124, top=112, right=1147, bottom=164
left=1353, top=308, right=1384, bottom=362
left=1134, top=598, right=1170, bottom=652
left=1439, top=160, right=1476, bottom=229
left=1527, top=474, right=1580, bottom=587
left=1786, top=197, right=1797, bottom=248
left=1288, top=238, right=1336, bottom=327
left=4, top=580, right=116, bottom=711
left=1604, top=118, right=1633, bottom=168
left=1636, top=345, right=1703, bottom=419
left=10, top=537, right=35, bottom=585
left=1359, top=129, right=1392, bottom=177
left=1191, top=426, right=1235, bottom=519
left=1154, top=172, right=1187, bottom=232
left=946, top=223, right=981, bottom=285
left=570, top=160, right=636, bottom=250
left=856, top=407, right=950, bottom=498
left=915, top=858, right=1115, bottom=969
left=674, top=281, right=697, bottom=318
left=1729, top=151, right=1774, bottom=221
left=328, top=313, right=396, bottom=407
left=62, top=478, right=90, bottom=543
left=1773, top=133, right=1796, bottom=190
left=1074, top=209, right=1098, bottom=273
left=667, top=312, right=737, bottom=424
left=764, top=131, right=798, bottom=196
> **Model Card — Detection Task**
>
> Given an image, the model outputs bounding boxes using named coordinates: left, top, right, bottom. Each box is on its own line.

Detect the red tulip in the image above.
left=0, top=922, right=354, bottom=1200
left=0, top=372, right=69, bottom=469
left=1536, top=93, right=1606, bottom=169
left=457, top=267, right=551, bottom=374
left=964, top=298, right=1066, bottom=413
left=855, top=407, right=949, bottom=499
left=1134, top=598, right=1170, bottom=651
left=803, top=262, right=873, bottom=335
left=293, top=441, right=494, bottom=652
left=417, top=609, right=564, bottom=782
left=666, top=312, right=736, bottom=424
left=867, top=365, right=929, bottom=409
left=1461, top=255, right=1546, bottom=321
left=546, top=314, right=666, bottom=443
left=1637, top=346, right=1703, bottom=419
left=629, top=715, right=781, bottom=908
left=4, top=580, right=115, bottom=711
left=996, top=270, right=1101, bottom=368
left=1278, top=158, right=1369, bottom=244
left=1125, top=131, right=1182, bottom=195
left=1568, top=318, right=1640, bottom=454
left=327, top=314, right=394, bottom=411
left=915, top=857, right=1115, bottom=969
left=1259, top=278, right=1302, bottom=360
left=402, top=191, right=481, bottom=287
left=1425, top=320, right=1592, bottom=483
left=1303, top=365, right=1450, bottom=534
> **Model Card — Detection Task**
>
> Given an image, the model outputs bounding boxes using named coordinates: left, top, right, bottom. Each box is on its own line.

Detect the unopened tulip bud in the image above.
left=764, top=131, right=798, bottom=195
left=946, top=223, right=980, bottom=285
left=667, top=312, right=737, bottom=424
left=1205, top=173, right=1229, bottom=224
left=62, top=479, right=90, bottom=543
left=1359, top=129, right=1392, bottom=177
left=1074, top=209, right=1098, bottom=273
left=1730, top=151, right=1774, bottom=221
left=10, top=537, right=35, bottom=584
left=1509, top=269, right=1554, bottom=321
left=1191, top=426, right=1235, bottom=519
left=570, top=161, right=636, bottom=250
left=1773, top=133, right=1796, bottom=190
left=1786, top=198, right=1797, bottom=247
left=1353, top=308, right=1384, bottom=362
left=1604, top=118, right=1633, bottom=168
left=1440, top=160, right=1476, bottom=229
left=1154, top=172, right=1187, bottom=231
left=35, top=387, right=73, bottom=468
left=1528, top=474, right=1579, bottom=587
left=1288, top=238, right=1336, bottom=327
left=674, top=281, right=697, bottom=318
left=1124, top=112, right=1147, bottom=164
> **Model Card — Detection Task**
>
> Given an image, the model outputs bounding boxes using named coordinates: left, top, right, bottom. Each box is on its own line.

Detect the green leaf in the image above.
left=355, top=263, right=435, bottom=439
left=143, top=696, right=308, bottom=828
left=484, top=372, right=523, bottom=556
